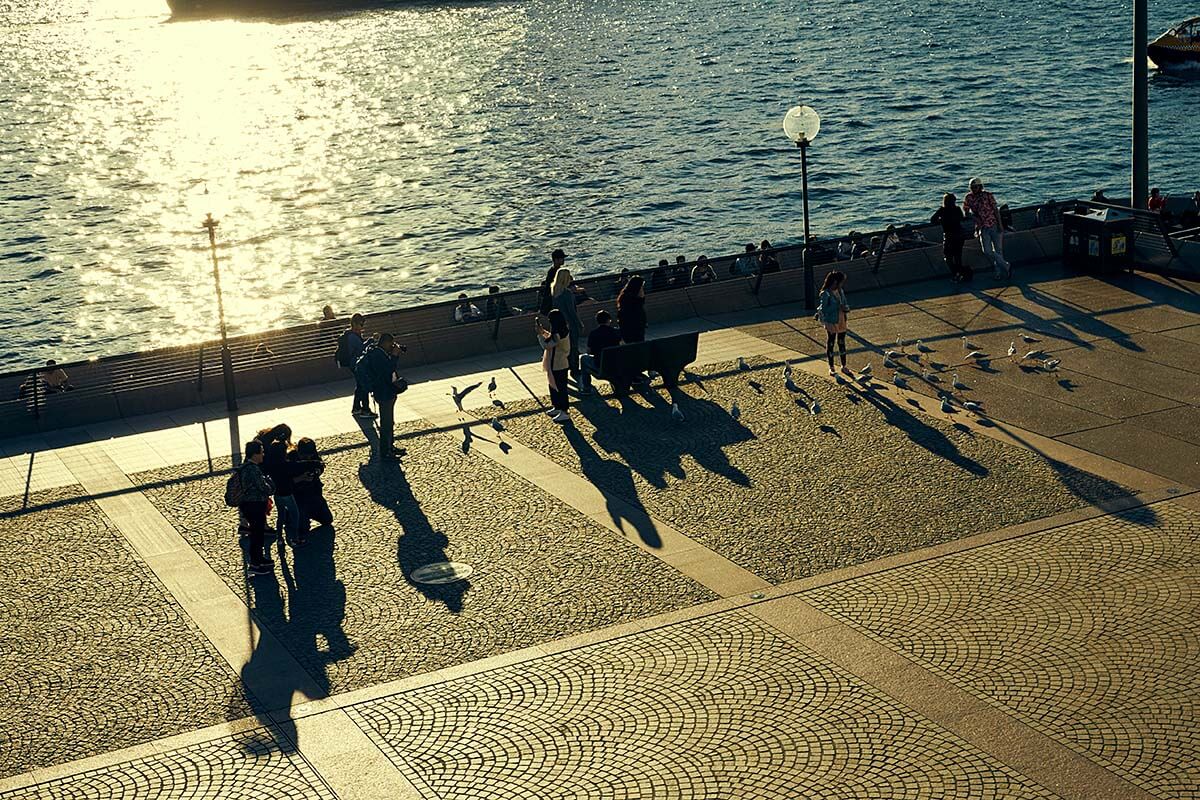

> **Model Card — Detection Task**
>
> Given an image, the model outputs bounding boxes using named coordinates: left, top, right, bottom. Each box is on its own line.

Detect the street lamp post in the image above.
left=783, top=105, right=821, bottom=310
left=1132, top=0, right=1148, bottom=207
left=201, top=213, right=241, bottom=465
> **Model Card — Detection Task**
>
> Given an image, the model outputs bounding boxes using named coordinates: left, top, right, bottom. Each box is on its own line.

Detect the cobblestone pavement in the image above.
left=137, top=427, right=716, bottom=696
left=495, top=358, right=1132, bottom=583
left=805, top=502, right=1200, bottom=800
left=0, top=489, right=252, bottom=778
left=350, top=610, right=1060, bottom=800
left=2, top=729, right=335, bottom=800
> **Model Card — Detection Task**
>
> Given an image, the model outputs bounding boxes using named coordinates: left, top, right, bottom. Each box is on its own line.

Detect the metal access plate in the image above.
left=410, top=561, right=474, bottom=585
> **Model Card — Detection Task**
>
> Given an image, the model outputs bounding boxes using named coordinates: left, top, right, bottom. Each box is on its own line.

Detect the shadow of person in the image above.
left=357, top=461, right=467, bottom=613
left=1012, top=284, right=1140, bottom=351
left=562, top=422, right=662, bottom=548
left=854, top=386, right=989, bottom=477
left=285, top=526, right=356, bottom=666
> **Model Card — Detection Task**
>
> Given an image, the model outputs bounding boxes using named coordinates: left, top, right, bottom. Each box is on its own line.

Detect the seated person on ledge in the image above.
left=485, top=285, right=512, bottom=320
left=42, top=360, right=72, bottom=392
left=578, top=309, right=623, bottom=395
left=454, top=293, right=483, bottom=324
left=690, top=254, right=716, bottom=284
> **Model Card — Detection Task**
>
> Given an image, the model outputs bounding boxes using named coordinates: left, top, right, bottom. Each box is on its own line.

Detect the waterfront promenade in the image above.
left=1, top=264, right=1198, bottom=799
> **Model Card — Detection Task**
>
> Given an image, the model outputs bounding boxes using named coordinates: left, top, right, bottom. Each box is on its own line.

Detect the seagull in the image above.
left=737, top=357, right=749, bottom=371
left=917, top=340, right=932, bottom=353
left=783, top=361, right=793, bottom=379
left=962, top=336, right=975, bottom=351
left=450, top=382, right=482, bottom=411
left=492, top=398, right=505, bottom=409
left=952, top=372, right=968, bottom=390
left=966, top=350, right=986, bottom=359
left=1021, top=333, right=1040, bottom=343
left=647, top=370, right=660, bottom=380
left=1007, top=341, right=1017, bottom=358
left=963, top=401, right=983, bottom=413
left=809, top=399, right=821, bottom=415
left=671, top=402, right=685, bottom=422
left=893, top=373, right=906, bottom=388
left=487, top=376, right=497, bottom=394
left=885, top=349, right=902, bottom=360
left=896, top=336, right=905, bottom=352
left=858, top=363, right=872, bottom=377
left=883, top=356, right=898, bottom=370
left=940, top=397, right=954, bottom=413
left=730, top=401, right=741, bottom=421
left=491, top=417, right=505, bottom=433
left=1043, top=358, right=1061, bottom=372
left=1023, top=350, right=1043, bottom=361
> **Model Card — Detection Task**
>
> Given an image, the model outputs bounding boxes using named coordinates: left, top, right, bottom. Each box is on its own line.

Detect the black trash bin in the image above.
left=1062, top=207, right=1134, bottom=273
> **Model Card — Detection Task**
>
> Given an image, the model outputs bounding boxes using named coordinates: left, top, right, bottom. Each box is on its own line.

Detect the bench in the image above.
left=593, top=331, right=699, bottom=394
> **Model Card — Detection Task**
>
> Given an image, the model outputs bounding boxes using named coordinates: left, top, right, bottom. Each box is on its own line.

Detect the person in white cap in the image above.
left=963, top=177, right=1011, bottom=280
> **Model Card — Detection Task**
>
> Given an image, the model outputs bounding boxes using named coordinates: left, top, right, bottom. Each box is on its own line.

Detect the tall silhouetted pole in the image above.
left=202, top=213, right=241, bottom=465
left=1132, top=0, right=1148, bottom=208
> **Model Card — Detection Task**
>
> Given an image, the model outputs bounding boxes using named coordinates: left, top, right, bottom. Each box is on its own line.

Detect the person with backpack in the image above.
left=229, top=440, right=276, bottom=575
left=335, top=313, right=373, bottom=419
left=356, top=332, right=407, bottom=462
left=537, top=248, right=566, bottom=315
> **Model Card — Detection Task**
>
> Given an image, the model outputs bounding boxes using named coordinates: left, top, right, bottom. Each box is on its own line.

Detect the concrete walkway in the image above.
left=1, top=265, right=1197, bottom=799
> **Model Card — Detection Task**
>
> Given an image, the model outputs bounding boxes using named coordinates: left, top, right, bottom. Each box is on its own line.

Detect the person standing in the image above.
left=931, top=193, right=971, bottom=282
left=335, top=313, right=373, bottom=418
left=616, top=275, right=647, bottom=343
left=550, top=267, right=583, bottom=380
left=264, top=439, right=302, bottom=547
left=817, top=270, right=851, bottom=377
left=238, top=440, right=276, bottom=575
left=356, top=333, right=406, bottom=462
left=963, top=177, right=1010, bottom=280
left=291, top=437, right=333, bottom=541
left=537, top=309, right=572, bottom=423
left=538, top=248, right=567, bottom=315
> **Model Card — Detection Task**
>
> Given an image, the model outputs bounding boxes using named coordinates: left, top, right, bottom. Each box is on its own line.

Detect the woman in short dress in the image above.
left=817, top=270, right=851, bottom=377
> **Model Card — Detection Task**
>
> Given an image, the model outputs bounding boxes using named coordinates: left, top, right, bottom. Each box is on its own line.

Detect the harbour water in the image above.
left=0, top=0, right=1195, bottom=370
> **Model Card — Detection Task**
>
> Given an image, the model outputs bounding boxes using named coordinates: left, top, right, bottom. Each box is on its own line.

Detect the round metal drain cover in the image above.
left=410, top=561, right=474, bottom=585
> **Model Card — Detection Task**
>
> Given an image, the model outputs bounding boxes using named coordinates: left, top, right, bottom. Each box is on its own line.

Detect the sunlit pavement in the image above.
left=2, top=265, right=1198, bottom=799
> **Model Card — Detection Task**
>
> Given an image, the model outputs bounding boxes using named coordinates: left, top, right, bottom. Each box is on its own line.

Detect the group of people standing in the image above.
left=235, top=424, right=333, bottom=575
left=535, top=248, right=648, bottom=423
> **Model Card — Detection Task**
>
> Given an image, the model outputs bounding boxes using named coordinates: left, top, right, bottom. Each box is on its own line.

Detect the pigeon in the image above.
left=647, top=370, right=660, bottom=381
left=963, top=401, right=983, bottom=413
left=492, top=398, right=505, bottom=409
left=737, top=357, right=750, bottom=371
left=1023, top=350, right=1043, bottom=361
left=1043, top=358, right=1061, bottom=372
left=952, top=372, right=968, bottom=390
left=729, top=401, right=741, bottom=421
left=1007, top=341, right=1017, bottom=358
left=882, top=356, right=898, bottom=370
left=917, top=340, right=932, bottom=353
left=966, top=350, right=986, bottom=359
left=487, top=376, right=497, bottom=394
left=893, top=373, right=907, bottom=388
left=858, top=363, right=872, bottom=377
left=1021, top=333, right=1040, bottom=343
left=450, top=382, right=483, bottom=411
left=809, top=399, right=821, bottom=415
left=940, top=397, right=954, bottom=413
left=671, top=402, right=685, bottom=422
left=491, top=417, right=505, bottom=433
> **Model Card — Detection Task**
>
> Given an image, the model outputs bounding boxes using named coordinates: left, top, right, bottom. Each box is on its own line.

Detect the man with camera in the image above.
left=355, top=332, right=408, bottom=462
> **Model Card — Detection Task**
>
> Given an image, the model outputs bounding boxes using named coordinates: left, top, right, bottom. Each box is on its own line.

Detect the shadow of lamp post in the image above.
left=782, top=105, right=821, bottom=310
left=201, top=212, right=242, bottom=466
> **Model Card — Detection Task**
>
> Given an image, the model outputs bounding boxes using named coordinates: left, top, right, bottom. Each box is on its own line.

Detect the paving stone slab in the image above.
left=1163, top=324, right=1200, bottom=345
left=1027, top=345, right=1200, bottom=406
left=804, top=502, right=1200, bottom=800
left=494, top=358, right=1133, bottom=584
left=349, top=611, right=1060, bottom=800
left=0, top=490, right=252, bottom=778
left=136, top=428, right=716, bottom=696
left=1126, top=406, right=1200, bottom=448
left=1059, top=423, right=1200, bottom=489
left=2, top=728, right=335, bottom=800
left=1092, top=330, right=1200, bottom=376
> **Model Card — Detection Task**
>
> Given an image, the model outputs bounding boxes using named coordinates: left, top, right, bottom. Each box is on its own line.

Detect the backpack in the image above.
left=224, top=468, right=244, bottom=507
left=354, top=344, right=378, bottom=392
left=334, top=330, right=357, bottom=368
left=538, top=285, right=553, bottom=315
